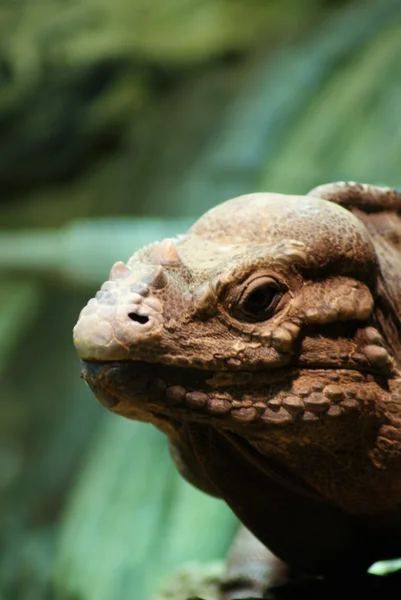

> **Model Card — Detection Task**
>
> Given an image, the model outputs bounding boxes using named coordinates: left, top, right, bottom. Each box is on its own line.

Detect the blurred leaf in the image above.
left=0, top=292, right=103, bottom=600
left=54, top=419, right=236, bottom=600
left=5, top=0, right=322, bottom=70
left=369, top=559, right=401, bottom=575
left=0, top=280, right=42, bottom=375
left=0, top=0, right=323, bottom=191
left=120, top=0, right=401, bottom=218
left=153, top=562, right=223, bottom=600
left=0, top=218, right=191, bottom=289
left=260, top=19, right=401, bottom=192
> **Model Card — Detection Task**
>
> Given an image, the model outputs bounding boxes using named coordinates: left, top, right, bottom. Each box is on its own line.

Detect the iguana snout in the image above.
left=74, top=262, right=165, bottom=362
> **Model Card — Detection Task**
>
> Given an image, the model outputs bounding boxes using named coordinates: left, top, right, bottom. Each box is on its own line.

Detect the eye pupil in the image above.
left=245, top=287, right=274, bottom=312
left=230, top=276, right=285, bottom=322
left=236, top=279, right=284, bottom=322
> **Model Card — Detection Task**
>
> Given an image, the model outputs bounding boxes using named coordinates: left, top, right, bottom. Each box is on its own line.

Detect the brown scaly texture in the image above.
left=74, top=182, right=401, bottom=597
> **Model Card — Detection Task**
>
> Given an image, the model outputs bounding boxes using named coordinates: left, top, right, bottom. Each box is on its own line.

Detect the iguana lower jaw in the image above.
left=80, top=358, right=383, bottom=430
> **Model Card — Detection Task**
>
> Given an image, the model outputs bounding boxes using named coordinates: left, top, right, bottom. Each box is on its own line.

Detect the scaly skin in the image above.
left=74, top=182, right=401, bottom=597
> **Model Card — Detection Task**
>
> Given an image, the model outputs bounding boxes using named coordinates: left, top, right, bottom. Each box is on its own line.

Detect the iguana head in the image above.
left=73, top=186, right=399, bottom=435
left=74, top=182, right=401, bottom=570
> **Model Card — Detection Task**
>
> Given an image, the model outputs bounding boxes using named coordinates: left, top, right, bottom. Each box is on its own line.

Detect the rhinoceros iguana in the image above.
left=73, top=182, right=401, bottom=598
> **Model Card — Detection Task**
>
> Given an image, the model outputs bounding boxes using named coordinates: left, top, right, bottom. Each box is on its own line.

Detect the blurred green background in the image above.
left=1, top=0, right=401, bottom=598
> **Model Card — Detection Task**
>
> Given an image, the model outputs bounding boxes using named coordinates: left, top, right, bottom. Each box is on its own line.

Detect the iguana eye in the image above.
left=233, top=276, right=284, bottom=322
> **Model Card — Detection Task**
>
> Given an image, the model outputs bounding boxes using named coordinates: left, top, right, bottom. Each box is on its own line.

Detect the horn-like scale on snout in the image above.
left=73, top=239, right=183, bottom=361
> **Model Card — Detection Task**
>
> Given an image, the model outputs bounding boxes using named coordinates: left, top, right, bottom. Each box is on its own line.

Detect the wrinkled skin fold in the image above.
left=74, top=182, right=401, bottom=597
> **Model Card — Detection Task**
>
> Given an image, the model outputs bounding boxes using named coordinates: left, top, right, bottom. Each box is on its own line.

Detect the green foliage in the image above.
left=2, top=0, right=401, bottom=599
left=0, top=219, right=191, bottom=288
left=0, top=0, right=321, bottom=191
left=55, top=421, right=234, bottom=600
left=261, top=19, right=401, bottom=193
left=6, top=0, right=320, bottom=68
left=0, top=281, right=42, bottom=376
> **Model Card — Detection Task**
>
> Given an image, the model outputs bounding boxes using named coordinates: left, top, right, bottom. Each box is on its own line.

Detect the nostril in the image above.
left=128, top=312, right=149, bottom=325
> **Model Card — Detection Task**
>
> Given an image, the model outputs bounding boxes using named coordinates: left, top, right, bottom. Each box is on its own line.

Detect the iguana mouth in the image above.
left=81, top=359, right=374, bottom=426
